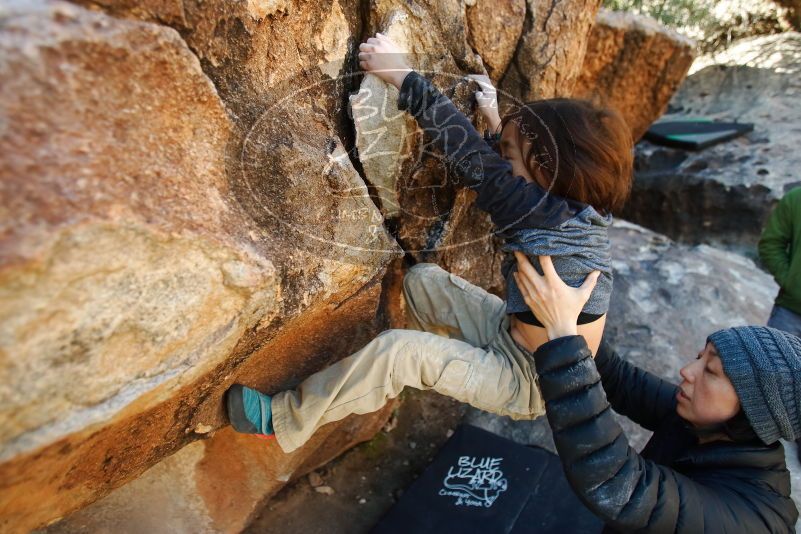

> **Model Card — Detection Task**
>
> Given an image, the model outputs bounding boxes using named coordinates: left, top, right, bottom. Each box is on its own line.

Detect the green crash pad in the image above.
left=644, top=120, right=754, bottom=150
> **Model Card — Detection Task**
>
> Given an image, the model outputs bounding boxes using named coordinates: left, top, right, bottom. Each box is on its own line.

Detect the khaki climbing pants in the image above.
left=271, top=262, right=546, bottom=453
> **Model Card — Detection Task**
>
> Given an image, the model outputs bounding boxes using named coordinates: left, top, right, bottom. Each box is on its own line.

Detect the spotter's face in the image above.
left=676, top=342, right=740, bottom=427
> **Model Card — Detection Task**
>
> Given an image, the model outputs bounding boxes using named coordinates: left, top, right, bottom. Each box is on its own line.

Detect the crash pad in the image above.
left=644, top=120, right=754, bottom=150
left=371, top=424, right=603, bottom=534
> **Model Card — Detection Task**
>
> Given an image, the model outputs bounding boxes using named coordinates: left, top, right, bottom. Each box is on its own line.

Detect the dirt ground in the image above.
left=246, top=389, right=467, bottom=533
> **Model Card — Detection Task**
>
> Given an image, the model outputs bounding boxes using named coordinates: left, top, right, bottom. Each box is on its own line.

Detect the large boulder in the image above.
left=45, top=398, right=396, bottom=534
left=621, top=32, right=801, bottom=255
left=43, top=255, right=404, bottom=534
left=499, top=0, right=602, bottom=104
left=572, top=9, right=697, bottom=141
left=0, top=2, right=400, bottom=531
left=73, top=0, right=360, bottom=132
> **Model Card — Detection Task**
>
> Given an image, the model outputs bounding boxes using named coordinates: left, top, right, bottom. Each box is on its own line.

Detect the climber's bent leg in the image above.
left=402, top=262, right=505, bottom=348
left=271, top=328, right=534, bottom=452
left=401, top=263, right=544, bottom=417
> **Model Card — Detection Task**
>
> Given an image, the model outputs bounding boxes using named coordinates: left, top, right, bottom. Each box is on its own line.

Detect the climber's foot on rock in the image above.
left=226, top=383, right=275, bottom=438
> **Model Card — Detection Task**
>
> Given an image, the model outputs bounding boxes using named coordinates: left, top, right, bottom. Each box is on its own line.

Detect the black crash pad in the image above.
left=371, top=424, right=603, bottom=534
left=644, top=120, right=754, bottom=150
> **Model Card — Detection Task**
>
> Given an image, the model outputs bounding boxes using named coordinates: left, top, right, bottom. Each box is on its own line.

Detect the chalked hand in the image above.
left=358, top=33, right=413, bottom=89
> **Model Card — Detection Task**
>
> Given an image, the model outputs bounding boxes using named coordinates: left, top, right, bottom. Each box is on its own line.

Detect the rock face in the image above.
left=499, top=0, right=602, bottom=104
left=604, top=220, right=776, bottom=384
left=572, top=9, right=697, bottom=141
left=466, top=0, right=526, bottom=82
left=73, top=0, right=361, bottom=134
left=0, top=1, right=401, bottom=532
left=621, top=32, right=801, bottom=255
left=348, top=2, right=471, bottom=222
left=44, top=406, right=396, bottom=534
left=0, top=0, right=614, bottom=532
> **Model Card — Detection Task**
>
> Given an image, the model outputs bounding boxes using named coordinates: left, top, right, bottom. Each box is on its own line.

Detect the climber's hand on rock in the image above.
left=466, top=74, right=501, bottom=132
left=466, top=74, right=498, bottom=113
left=358, top=33, right=412, bottom=89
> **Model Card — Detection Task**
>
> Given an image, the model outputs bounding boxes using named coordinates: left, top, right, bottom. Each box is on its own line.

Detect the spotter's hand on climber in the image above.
left=512, top=251, right=600, bottom=341
left=357, top=33, right=413, bottom=89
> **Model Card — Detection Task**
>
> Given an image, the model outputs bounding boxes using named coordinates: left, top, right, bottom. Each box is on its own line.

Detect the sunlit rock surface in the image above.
left=573, top=9, right=697, bottom=140
left=0, top=2, right=399, bottom=531
left=499, top=0, right=602, bottom=103
left=466, top=0, right=526, bottom=81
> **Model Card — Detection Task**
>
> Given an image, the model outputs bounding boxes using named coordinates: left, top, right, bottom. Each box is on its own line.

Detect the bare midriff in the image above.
left=509, top=313, right=606, bottom=356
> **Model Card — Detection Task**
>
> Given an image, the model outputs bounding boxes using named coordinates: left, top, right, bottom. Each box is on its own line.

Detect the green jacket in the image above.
left=759, top=187, right=801, bottom=315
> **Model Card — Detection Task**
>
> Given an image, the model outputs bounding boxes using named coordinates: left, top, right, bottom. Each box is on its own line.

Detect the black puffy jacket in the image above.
left=532, top=335, right=798, bottom=533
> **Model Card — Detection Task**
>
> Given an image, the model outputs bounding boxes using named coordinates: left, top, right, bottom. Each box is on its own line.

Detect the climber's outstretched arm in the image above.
left=358, top=33, right=579, bottom=232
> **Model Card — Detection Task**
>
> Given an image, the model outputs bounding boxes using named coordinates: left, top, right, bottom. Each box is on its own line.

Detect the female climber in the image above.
left=224, top=33, right=633, bottom=453
left=513, top=250, right=799, bottom=532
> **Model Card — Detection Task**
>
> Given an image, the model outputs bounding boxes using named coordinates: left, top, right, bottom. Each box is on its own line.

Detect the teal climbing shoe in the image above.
left=226, top=383, right=274, bottom=436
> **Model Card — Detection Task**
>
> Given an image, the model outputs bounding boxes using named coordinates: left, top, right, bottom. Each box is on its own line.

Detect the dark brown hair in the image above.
left=498, top=98, right=633, bottom=214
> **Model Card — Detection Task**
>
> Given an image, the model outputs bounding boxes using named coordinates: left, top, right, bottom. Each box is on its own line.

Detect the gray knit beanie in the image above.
left=708, top=326, right=801, bottom=444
